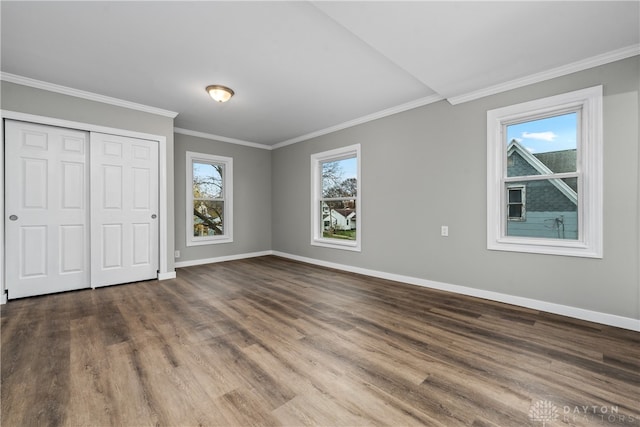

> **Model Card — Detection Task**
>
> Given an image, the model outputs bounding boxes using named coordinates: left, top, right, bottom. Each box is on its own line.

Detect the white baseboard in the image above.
left=1, top=293, right=6, bottom=305
left=158, top=271, right=177, bottom=280
left=174, top=250, right=273, bottom=269
left=272, top=251, right=640, bottom=332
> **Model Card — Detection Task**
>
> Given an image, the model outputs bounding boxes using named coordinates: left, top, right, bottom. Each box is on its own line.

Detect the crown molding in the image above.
left=272, top=93, right=444, bottom=149
left=5, top=45, right=635, bottom=149
left=0, top=72, right=179, bottom=118
left=447, top=44, right=640, bottom=105
left=174, top=127, right=272, bottom=150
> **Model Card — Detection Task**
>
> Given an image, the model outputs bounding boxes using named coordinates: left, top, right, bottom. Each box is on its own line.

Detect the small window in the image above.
left=487, top=86, right=602, bottom=258
left=507, top=185, right=526, bottom=221
left=186, top=151, right=233, bottom=246
left=311, top=144, right=361, bottom=251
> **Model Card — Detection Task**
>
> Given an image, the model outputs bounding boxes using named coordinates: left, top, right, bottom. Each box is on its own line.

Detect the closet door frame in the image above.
left=1, top=110, right=174, bottom=303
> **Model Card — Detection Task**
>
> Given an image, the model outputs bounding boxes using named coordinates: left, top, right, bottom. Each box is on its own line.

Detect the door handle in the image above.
left=151, top=214, right=157, bottom=219
left=9, top=215, right=18, bottom=221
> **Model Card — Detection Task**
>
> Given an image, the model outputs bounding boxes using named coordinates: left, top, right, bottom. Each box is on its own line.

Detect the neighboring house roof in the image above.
left=323, top=208, right=356, bottom=222
left=507, top=140, right=577, bottom=205
left=533, top=149, right=576, bottom=174
left=333, top=209, right=356, bottom=218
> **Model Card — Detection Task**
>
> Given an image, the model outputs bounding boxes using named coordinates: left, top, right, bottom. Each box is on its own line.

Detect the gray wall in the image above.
left=1, top=81, right=176, bottom=272
left=174, top=133, right=272, bottom=262
left=272, top=56, right=640, bottom=320
left=2, top=57, right=638, bottom=322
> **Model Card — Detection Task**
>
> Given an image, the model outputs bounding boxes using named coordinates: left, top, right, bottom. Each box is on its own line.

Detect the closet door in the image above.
left=90, top=133, right=159, bottom=287
left=5, top=121, right=90, bottom=299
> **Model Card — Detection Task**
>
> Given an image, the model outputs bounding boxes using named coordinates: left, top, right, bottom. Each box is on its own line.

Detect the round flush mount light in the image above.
left=206, top=85, right=234, bottom=103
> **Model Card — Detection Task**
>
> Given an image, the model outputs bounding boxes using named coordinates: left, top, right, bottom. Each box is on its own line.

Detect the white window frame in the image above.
left=186, top=151, right=233, bottom=246
left=487, top=86, right=603, bottom=258
left=311, top=144, right=361, bottom=251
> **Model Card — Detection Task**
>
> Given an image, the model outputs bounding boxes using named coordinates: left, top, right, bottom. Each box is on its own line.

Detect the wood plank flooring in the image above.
left=2, top=255, right=639, bottom=426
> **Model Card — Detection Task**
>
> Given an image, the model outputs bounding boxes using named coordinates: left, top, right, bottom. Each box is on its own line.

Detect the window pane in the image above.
left=193, top=162, right=223, bottom=199
left=506, top=180, right=578, bottom=240
left=320, top=200, right=356, bottom=241
left=193, top=200, right=224, bottom=236
left=507, top=112, right=577, bottom=177
left=508, top=204, right=522, bottom=219
left=508, top=188, right=522, bottom=203
left=322, top=157, right=357, bottom=198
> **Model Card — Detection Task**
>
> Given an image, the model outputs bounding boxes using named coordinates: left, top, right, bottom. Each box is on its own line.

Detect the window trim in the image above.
left=186, top=151, right=233, bottom=246
left=311, top=144, right=361, bottom=251
left=487, top=86, right=602, bottom=258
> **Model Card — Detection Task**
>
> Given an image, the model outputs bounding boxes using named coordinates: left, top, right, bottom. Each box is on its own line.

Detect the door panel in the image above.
left=62, top=162, right=85, bottom=209
left=91, top=133, right=159, bottom=287
left=101, top=224, right=123, bottom=269
left=5, top=120, right=90, bottom=299
left=21, top=226, right=47, bottom=277
left=102, top=165, right=123, bottom=209
left=132, top=223, right=151, bottom=265
left=60, top=225, right=85, bottom=273
left=23, top=158, right=48, bottom=208
left=133, top=168, right=150, bottom=209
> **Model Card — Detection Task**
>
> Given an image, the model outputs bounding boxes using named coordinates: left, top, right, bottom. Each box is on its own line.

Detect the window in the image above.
left=186, top=151, right=233, bottom=246
left=507, top=185, right=526, bottom=221
left=487, top=86, right=602, bottom=257
left=311, top=144, right=361, bottom=251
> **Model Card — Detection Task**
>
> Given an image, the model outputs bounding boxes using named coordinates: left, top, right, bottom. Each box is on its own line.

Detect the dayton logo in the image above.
left=529, top=400, right=559, bottom=426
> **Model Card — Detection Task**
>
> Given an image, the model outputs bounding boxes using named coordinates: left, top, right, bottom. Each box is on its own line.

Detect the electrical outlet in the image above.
left=174, top=250, right=181, bottom=258
left=441, top=225, right=449, bottom=237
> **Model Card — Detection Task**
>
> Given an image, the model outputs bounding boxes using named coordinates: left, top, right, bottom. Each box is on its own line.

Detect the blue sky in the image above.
left=193, top=162, right=223, bottom=198
left=324, top=157, right=357, bottom=181
left=506, top=112, right=577, bottom=154
left=340, top=157, right=358, bottom=179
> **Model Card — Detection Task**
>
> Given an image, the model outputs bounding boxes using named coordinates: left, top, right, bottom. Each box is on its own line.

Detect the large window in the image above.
left=186, top=151, right=233, bottom=246
left=311, top=144, right=361, bottom=251
left=487, top=86, right=602, bottom=257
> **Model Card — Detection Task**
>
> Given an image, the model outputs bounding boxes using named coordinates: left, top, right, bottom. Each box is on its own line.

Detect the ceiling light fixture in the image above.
left=206, top=85, right=234, bottom=103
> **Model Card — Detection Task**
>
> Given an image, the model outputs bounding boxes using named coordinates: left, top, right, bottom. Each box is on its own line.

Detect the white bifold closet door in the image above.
left=4, top=121, right=159, bottom=299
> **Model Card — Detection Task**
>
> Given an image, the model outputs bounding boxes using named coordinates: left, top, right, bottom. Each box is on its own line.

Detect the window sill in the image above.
left=489, top=237, right=602, bottom=258
left=187, top=236, right=233, bottom=247
left=311, top=239, right=361, bottom=252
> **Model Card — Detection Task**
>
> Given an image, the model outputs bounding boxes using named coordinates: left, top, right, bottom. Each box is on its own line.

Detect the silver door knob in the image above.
left=151, top=214, right=157, bottom=219
left=9, top=215, right=18, bottom=221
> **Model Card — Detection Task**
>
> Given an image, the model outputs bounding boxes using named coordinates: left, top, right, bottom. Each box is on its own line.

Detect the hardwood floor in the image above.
left=2, top=255, right=639, bottom=426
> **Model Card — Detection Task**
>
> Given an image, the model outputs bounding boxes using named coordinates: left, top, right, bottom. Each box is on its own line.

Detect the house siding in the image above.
left=507, top=151, right=578, bottom=239
left=507, top=211, right=578, bottom=240
left=509, top=151, right=577, bottom=212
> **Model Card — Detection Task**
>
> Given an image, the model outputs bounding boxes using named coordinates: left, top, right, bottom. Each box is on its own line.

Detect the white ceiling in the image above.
left=2, top=1, right=639, bottom=147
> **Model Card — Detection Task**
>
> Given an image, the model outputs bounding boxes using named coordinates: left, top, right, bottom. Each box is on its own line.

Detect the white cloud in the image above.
left=522, top=131, right=557, bottom=142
